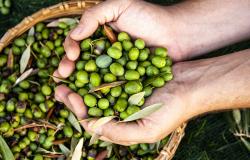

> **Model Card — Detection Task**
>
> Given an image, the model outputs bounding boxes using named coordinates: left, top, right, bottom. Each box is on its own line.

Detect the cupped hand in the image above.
left=55, top=61, right=192, bottom=146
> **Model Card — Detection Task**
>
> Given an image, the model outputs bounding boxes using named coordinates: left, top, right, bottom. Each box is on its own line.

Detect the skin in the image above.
left=54, top=0, right=250, bottom=145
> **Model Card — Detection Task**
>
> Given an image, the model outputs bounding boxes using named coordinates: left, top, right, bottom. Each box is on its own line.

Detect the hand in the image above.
left=55, top=62, right=192, bottom=145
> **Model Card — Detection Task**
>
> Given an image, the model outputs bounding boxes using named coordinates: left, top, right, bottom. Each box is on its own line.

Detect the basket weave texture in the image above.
left=0, top=1, right=187, bottom=159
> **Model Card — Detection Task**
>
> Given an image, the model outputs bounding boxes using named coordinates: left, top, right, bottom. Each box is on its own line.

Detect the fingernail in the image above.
left=71, top=27, right=83, bottom=36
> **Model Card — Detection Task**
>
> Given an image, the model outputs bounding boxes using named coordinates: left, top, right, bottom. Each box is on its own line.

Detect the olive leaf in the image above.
left=47, top=18, right=79, bottom=27
left=104, top=25, right=117, bottom=43
left=59, top=144, right=70, bottom=157
left=89, top=133, right=100, bottom=146
left=28, top=27, right=35, bottom=36
left=156, top=141, right=161, bottom=153
left=0, top=135, right=14, bottom=160
left=68, top=112, right=82, bottom=134
left=28, top=80, right=40, bottom=86
left=99, top=141, right=113, bottom=147
left=91, top=116, right=116, bottom=131
left=107, top=145, right=113, bottom=158
left=232, top=109, right=241, bottom=125
left=7, top=49, right=14, bottom=69
left=14, top=68, right=34, bottom=86
left=240, top=137, right=250, bottom=151
left=122, top=103, right=163, bottom=122
left=37, top=147, right=62, bottom=155
left=89, top=81, right=126, bottom=93
left=70, top=137, right=79, bottom=153
left=128, top=91, right=145, bottom=105
left=48, top=75, right=71, bottom=84
left=71, top=138, right=84, bottom=160
left=20, top=44, right=31, bottom=73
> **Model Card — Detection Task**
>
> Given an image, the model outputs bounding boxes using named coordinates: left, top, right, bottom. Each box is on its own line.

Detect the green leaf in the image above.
left=89, top=81, right=126, bottom=93
left=91, top=116, right=116, bottom=131
left=240, top=137, right=250, bottom=152
left=99, top=141, right=113, bottom=147
left=0, top=136, right=14, bottom=160
left=20, top=44, right=31, bottom=73
left=37, top=147, right=62, bottom=155
left=67, top=112, right=82, bottom=134
left=14, top=68, right=34, bottom=86
left=59, top=144, right=70, bottom=157
left=72, top=138, right=84, bottom=160
left=107, top=145, right=113, bottom=158
left=47, top=18, right=79, bottom=27
left=232, top=109, right=241, bottom=125
left=28, top=27, right=35, bottom=36
left=122, top=103, right=163, bottom=122
left=89, top=133, right=100, bottom=146
left=70, top=137, right=79, bottom=153
left=128, top=91, right=145, bottom=105
left=48, top=75, right=71, bottom=84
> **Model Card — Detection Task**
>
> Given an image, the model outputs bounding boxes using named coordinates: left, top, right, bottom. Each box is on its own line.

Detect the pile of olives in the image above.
left=0, top=18, right=172, bottom=160
left=0, top=0, right=11, bottom=15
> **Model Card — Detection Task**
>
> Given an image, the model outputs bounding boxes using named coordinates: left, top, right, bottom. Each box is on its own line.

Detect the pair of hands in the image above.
left=53, top=0, right=250, bottom=145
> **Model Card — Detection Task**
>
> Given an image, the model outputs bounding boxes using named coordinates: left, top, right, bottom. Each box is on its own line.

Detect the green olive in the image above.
left=94, top=40, right=106, bottom=55
left=107, top=47, right=122, bottom=59
left=146, top=65, right=160, bottom=76
left=126, top=61, right=138, bottom=70
left=166, top=57, right=172, bottom=66
left=152, top=56, right=166, bottom=68
left=124, top=81, right=143, bottom=94
left=112, top=42, right=123, bottom=51
left=107, top=95, right=116, bottom=105
left=162, top=73, right=173, bottom=81
left=120, top=92, right=128, bottom=99
left=84, top=94, right=97, bottom=107
left=6, top=99, right=15, bottom=112
left=114, top=98, right=128, bottom=112
left=90, top=72, right=101, bottom=87
left=36, top=23, right=45, bottom=32
left=118, top=32, right=131, bottom=41
left=101, top=87, right=110, bottom=95
left=59, top=109, right=69, bottom=118
left=127, top=105, right=140, bottom=115
left=116, top=56, right=127, bottom=66
left=41, top=46, right=51, bottom=58
left=104, top=108, right=115, bottom=116
left=122, top=40, right=133, bottom=51
left=63, top=125, right=73, bottom=138
left=138, top=48, right=150, bottom=61
left=34, top=93, right=45, bottom=103
left=125, top=70, right=140, bottom=80
left=80, top=38, right=92, bottom=51
left=75, top=80, right=85, bottom=88
left=58, top=21, right=68, bottom=29
left=104, top=73, right=117, bottom=82
left=0, top=55, right=7, bottom=67
left=28, top=130, right=38, bottom=142
left=14, top=38, right=26, bottom=47
left=96, top=55, right=112, bottom=68
left=85, top=60, right=97, bottom=72
left=41, top=84, right=52, bottom=96
left=19, top=80, right=30, bottom=89
left=128, top=48, right=140, bottom=60
left=81, top=52, right=91, bottom=60
left=160, top=66, right=172, bottom=73
left=120, top=111, right=129, bottom=120
left=143, top=86, right=153, bottom=97
left=134, top=39, right=145, bottom=49
left=77, top=88, right=88, bottom=97
left=110, top=62, right=124, bottom=76
left=155, top=47, right=167, bottom=57
left=76, top=70, right=89, bottom=84
left=137, top=66, right=146, bottom=76
left=110, top=86, right=122, bottom=97
left=98, top=98, right=109, bottom=109
left=140, top=61, right=151, bottom=67
left=88, top=107, right=103, bottom=117
left=152, top=77, right=165, bottom=87
left=0, top=122, right=10, bottom=132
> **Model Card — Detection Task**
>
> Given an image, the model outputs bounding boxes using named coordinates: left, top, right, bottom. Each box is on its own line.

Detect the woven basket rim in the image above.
left=0, top=1, right=187, bottom=159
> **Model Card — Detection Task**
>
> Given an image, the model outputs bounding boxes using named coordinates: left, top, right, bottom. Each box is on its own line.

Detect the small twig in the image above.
left=43, top=154, right=65, bottom=158
left=46, top=107, right=55, bottom=121
left=14, top=122, right=57, bottom=131
left=53, top=138, right=70, bottom=145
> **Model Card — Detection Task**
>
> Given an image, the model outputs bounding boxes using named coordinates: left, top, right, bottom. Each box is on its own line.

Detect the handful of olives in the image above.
left=0, top=18, right=172, bottom=160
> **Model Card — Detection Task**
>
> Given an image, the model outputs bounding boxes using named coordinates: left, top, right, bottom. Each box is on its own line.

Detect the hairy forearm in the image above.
left=166, top=0, right=250, bottom=60
left=186, top=50, right=250, bottom=117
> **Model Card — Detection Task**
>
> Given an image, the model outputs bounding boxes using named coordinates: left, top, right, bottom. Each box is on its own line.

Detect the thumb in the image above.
left=70, top=0, right=133, bottom=40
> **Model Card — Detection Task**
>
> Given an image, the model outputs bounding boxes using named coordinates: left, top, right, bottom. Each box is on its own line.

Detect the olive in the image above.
left=0, top=121, right=10, bottom=132
left=166, top=57, right=172, bottom=66
left=125, top=70, right=140, bottom=80
left=76, top=70, right=89, bottom=84
left=118, top=32, right=131, bottom=41
left=120, top=92, right=128, bottom=99
left=107, top=47, right=122, bottom=59
left=85, top=60, right=97, bottom=72
left=6, top=99, right=15, bottom=112
left=58, top=21, right=68, bottom=29
left=146, top=65, right=160, bottom=76
left=84, top=94, right=97, bottom=107
left=59, top=109, right=69, bottom=118
left=110, top=86, right=122, bottom=97
left=28, top=130, right=38, bottom=142
left=41, top=46, right=51, bottom=58
left=162, top=73, right=173, bottom=81
left=122, top=40, right=133, bottom=51
left=139, top=48, right=150, bottom=61
left=96, top=55, right=112, bottom=68
left=152, top=56, right=166, bottom=68
left=94, top=39, right=106, bottom=55
left=63, top=125, right=73, bottom=138
left=101, top=87, right=110, bottom=95
left=137, top=66, right=146, bottom=76
left=75, top=80, right=85, bottom=88
left=41, top=84, right=52, bottom=96
left=14, top=38, right=26, bottom=47
left=80, top=38, right=92, bottom=51
left=116, top=56, right=127, bottom=66
left=120, top=111, right=129, bottom=119
left=77, top=88, right=88, bottom=96
left=143, top=86, right=153, bottom=97
left=107, top=95, right=116, bottom=105
left=34, top=93, right=45, bottom=103
left=90, top=72, right=101, bottom=87
left=128, top=48, right=140, bottom=60
left=81, top=52, right=91, bottom=60
left=45, top=41, right=55, bottom=50
left=110, top=62, right=124, bottom=76
left=88, top=107, right=103, bottom=117
left=124, top=81, right=143, bottom=95
left=0, top=7, right=9, bottom=15
left=135, top=39, right=145, bottom=49
left=103, top=73, right=117, bottom=83
left=126, top=61, right=138, bottom=70
left=0, top=55, right=7, bottom=67
left=19, top=80, right=30, bottom=89
left=152, top=77, right=165, bottom=87
left=114, top=98, right=128, bottom=112
left=36, top=23, right=45, bottom=32
left=155, top=47, right=167, bottom=57
left=104, top=108, right=115, bottom=116
left=98, top=98, right=109, bottom=110
left=160, top=65, right=172, bottom=73
left=127, top=105, right=140, bottom=115
left=140, top=60, right=151, bottom=67
left=33, top=154, right=44, bottom=160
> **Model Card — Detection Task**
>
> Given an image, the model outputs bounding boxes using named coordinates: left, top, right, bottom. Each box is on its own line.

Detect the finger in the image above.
left=55, top=85, right=88, bottom=120
left=52, top=70, right=62, bottom=83
left=70, top=0, right=131, bottom=40
left=64, top=33, right=80, bottom=61
left=85, top=118, right=156, bottom=143
left=58, top=56, right=75, bottom=78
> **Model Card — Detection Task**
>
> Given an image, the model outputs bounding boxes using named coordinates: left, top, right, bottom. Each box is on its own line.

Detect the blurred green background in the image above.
left=0, top=0, right=249, bottom=159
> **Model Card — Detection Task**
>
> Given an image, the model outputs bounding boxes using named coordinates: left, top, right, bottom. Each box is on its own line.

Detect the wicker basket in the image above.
left=0, top=0, right=187, bottom=159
